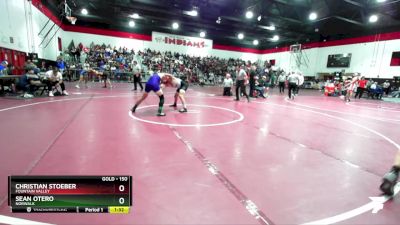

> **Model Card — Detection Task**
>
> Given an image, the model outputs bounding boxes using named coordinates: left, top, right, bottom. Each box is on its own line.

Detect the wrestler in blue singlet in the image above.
left=131, top=70, right=167, bottom=116
left=144, top=73, right=162, bottom=93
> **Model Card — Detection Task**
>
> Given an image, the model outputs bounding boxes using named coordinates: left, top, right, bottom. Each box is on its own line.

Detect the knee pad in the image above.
left=159, top=95, right=164, bottom=107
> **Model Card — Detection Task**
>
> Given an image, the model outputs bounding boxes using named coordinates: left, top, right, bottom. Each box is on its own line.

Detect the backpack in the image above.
left=53, top=91, right=62, bottom=96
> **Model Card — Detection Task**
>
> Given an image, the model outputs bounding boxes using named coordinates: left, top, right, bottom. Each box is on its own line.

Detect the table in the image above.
left=0, top=75, right=20, bottom=94
left=0, top=75, right=21, bottom=80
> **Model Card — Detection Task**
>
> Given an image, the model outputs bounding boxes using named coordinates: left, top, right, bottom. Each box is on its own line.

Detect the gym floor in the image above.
left=0, top=83, right=399, bottom=225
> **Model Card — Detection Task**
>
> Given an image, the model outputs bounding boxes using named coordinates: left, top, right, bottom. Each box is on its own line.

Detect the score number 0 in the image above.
left=118, top=184, right=125, bottom=205
left=117, top=176, right=128, bottom=205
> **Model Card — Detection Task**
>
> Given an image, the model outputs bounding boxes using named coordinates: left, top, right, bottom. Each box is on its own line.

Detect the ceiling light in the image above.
left=253, top=40, right=259, bottom=45
left=260, top=25, right=275, bottom=31
left=245, top=11, right=253, bottom=19
left=309, top=12, right=317, bottom=20
left=369, top=14, right=378, bottom=23
left=199, top=31, right=206, bottom=38
left=81, top=8, right=88, bottom=15
left=130, top=13, right=139, bottom=19
left=376, top=0, right=386, bottom=2
left=238, top=33, right=244, bottom=40
left=172, top=22, right=179, bottom=29
left=257, top=15, right=262, bottom=21
left=269, top=25, right=275, bottom=30
left=271, top=35, right=279, bottom=41
left=188, top=10, right=198, bottom=17
left=129, top=20, right=135, bottom=27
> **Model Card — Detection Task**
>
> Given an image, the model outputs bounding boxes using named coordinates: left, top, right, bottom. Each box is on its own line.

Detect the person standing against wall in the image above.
left=235, top=65, right=250, bottom=102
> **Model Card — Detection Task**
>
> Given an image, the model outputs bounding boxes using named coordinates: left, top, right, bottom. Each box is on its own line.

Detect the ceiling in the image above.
left=42, top=0, right=400, bottom=49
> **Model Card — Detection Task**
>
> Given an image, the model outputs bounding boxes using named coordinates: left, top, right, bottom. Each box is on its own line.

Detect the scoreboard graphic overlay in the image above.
left=8, top=176, right=132, bottom=213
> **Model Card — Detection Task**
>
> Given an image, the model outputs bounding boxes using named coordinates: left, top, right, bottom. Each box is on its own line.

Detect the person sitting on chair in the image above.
left=390, top=89, right=400, bottom=98
left=16, top=69, right=42, bottom=98
left=0, top=61, right=8, bottom=76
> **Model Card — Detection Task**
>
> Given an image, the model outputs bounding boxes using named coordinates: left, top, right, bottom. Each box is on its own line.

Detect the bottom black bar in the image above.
left=12, top=206, right=109, bottom=213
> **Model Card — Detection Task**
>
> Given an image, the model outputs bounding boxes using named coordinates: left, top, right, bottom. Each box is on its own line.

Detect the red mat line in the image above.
left=170, top=127, right=275, bottom=225
left=260, top=124, right=382, bottom=177
left=246, top=105, right=383, bottom=178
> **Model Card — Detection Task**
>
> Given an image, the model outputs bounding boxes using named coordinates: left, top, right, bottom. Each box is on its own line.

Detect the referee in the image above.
left=132, top=61, right=143, bottom=91
left=235, top=65, right=250, bottom=102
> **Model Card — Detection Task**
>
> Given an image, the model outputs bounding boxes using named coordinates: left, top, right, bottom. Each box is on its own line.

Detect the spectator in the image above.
left=366, top=79, right=373, bottom=89
left=45, top=67, right=69, bottom=97
left=16, top=69, right=42, bottom=98
left=334, top=81, right=342, bottom=96
left=368, top=82, right=383, bottom=99
left=255, top=76, right=268, bottom=98
left=63, top=43, right=279, bottom=86
left=0, top=61, right=8, bottom=75
left=208, top=71, right=215, bottom=85
left=383, top=80, right=391, bottom=96
left=370, top=82, right=377, bottom=90
left=354, top=76, right=367, bottom=99
left=24, top=59, right=36, bottom=72
left=57, top=57, right=66, bottom=75
left=390, top=88, right=400, bottom=98
left=76, top=47, right=81, bottom=63
left=0, top=61, right=15, bottom=95
left=40, top=61, right=47, bottom=72
left=223, top=73, right=233, bottom=96
left=70, top=47, right=77, bottom=63
left=6, top=63, right=15, bottom=75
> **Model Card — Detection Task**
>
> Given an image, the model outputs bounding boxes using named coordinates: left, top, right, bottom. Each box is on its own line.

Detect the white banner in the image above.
left=152, top=32, right=212, bottom=50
